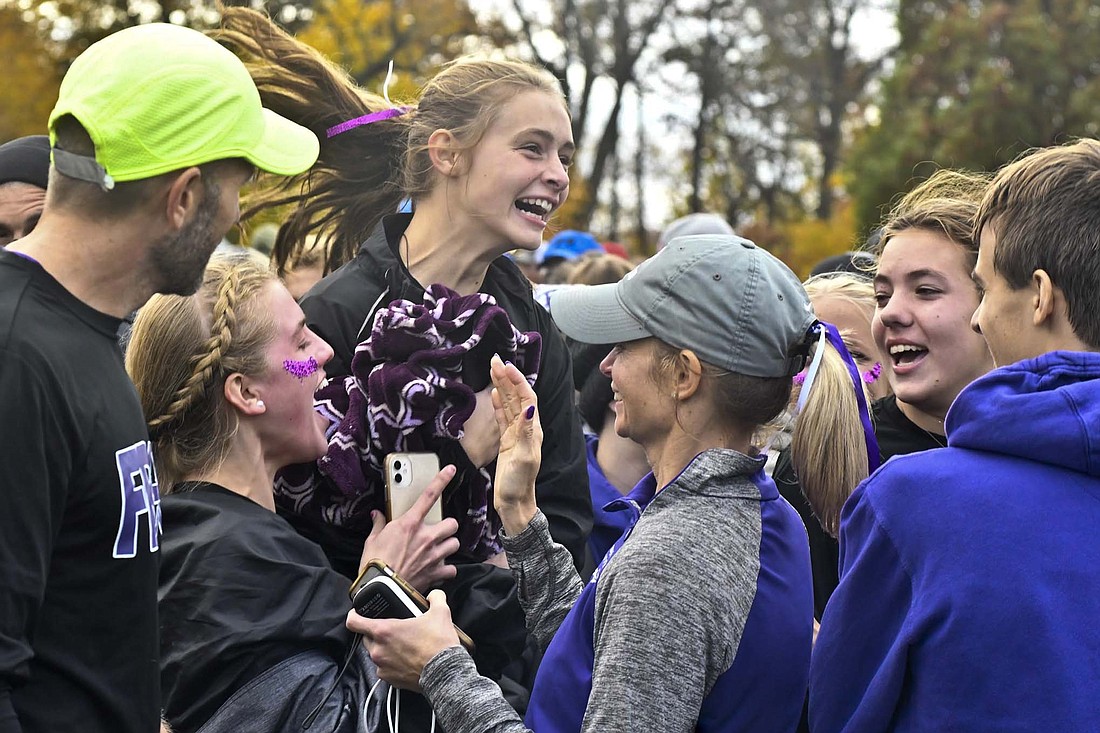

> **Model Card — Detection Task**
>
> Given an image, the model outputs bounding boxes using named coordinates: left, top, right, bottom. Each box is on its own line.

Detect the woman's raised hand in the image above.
left=489, top=355, right=541, bottom=535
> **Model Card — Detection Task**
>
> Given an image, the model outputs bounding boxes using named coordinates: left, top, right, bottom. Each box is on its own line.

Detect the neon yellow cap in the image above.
left=48, top=23, right=318, bottom=186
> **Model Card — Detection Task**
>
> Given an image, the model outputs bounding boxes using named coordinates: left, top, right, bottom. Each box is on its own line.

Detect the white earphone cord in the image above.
left=366, top=678, right=436, bottom=733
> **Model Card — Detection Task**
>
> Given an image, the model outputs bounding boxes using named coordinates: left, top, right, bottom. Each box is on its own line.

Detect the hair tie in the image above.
left=326, top=107, right=411, bottom=138
left=795, top=324, right=828, bottom=414
left=326, top=60, right=412, bottom=138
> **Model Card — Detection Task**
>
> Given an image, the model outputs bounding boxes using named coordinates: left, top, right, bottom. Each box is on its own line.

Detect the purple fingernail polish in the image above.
left=525, top=405, right=535, bottom=419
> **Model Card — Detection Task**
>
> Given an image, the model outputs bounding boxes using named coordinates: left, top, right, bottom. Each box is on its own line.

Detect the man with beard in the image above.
left=0, top=24, right=318, bottom=733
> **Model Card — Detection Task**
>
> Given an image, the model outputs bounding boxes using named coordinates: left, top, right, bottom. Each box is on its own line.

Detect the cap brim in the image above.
left=549, top=283, right=651, bottom=345
left=245, top=108, right=320, bottom=176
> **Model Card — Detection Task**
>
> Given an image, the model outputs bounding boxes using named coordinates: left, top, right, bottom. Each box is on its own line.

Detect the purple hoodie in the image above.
left=812, top=351, right=1100, bottom=732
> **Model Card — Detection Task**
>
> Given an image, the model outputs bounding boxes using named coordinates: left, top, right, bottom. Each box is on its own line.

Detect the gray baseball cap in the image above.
left=549, top=235, right=815, bottom=377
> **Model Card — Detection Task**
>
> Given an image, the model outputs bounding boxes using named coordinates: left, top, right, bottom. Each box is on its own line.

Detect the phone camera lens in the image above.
left=393, top=460, right=403, bottom=470
left=394, top=472, right=403, bottom=484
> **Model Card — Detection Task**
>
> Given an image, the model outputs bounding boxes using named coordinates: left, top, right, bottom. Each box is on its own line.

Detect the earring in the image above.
left=256, top=400, right=265, bottom=409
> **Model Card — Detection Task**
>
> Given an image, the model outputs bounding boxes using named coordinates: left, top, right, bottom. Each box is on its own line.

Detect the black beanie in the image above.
left=0, top=135, right=50, bottom=189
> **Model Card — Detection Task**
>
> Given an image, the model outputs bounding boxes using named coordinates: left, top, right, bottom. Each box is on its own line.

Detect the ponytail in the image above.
left=211, top=7, right=408, bottom=274
left=790, top=324, right=878, bottom=537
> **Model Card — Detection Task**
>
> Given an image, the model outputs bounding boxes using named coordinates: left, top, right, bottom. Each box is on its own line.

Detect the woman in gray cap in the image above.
left=349, top=234, right=877, bottom=733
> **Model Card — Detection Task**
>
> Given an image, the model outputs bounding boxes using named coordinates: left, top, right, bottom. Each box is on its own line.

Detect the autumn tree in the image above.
left=4, top=0, right=311, bottom=142
left=13, top=0, right=484, bottom=96
left=756, top=0, right=892, bottom=220
left=494, top=0, right=677, bottom=229
left=849, top=0, right=1100, bottom=230
left=299, top=0, right=490, bottom=92
left=0, top=2, right=62, bottom=140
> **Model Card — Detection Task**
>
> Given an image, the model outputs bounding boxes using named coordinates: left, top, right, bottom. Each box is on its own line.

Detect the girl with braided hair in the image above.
left=126, top=253, right=460, bottom=733
left=211, top=9, right=593, bottom=720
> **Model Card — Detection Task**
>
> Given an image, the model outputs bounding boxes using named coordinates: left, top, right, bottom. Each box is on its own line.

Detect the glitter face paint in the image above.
left=283, top=356, right=319, bottom=381
left=793, top=361, right=882, bottom=386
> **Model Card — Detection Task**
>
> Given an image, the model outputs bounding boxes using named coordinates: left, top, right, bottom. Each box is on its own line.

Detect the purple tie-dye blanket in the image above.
left=275, top=284, right=541, bottom=560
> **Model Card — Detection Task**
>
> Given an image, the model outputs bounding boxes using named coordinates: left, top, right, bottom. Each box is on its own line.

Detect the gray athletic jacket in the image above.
left=420, top=449, right=814, bottom=733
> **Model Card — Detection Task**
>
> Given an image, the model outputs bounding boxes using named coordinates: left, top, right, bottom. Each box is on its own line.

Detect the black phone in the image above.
left=349, top=559, right=475, bottom=650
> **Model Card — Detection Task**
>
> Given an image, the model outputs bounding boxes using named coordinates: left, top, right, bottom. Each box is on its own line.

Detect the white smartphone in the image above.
left=383, top=452, right=444, bottom=524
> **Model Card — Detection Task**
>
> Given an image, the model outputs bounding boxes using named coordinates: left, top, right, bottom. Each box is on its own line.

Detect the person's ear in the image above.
left=427, top=129, right=465, bottom=177
left=1032, top=269, right=1058, bottom=328
left=671, top=349, right=703, bottom=401
left=223, top=372, right=266, bottom=416
left=164, top=166, right=203, bottom=231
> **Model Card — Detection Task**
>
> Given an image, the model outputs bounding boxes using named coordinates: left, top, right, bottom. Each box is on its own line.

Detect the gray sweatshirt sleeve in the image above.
left=420, top=647, right=530, bottom=733
left=500, top=509, right=584, bottom=650
left=415, top=511, right=585, bottom=733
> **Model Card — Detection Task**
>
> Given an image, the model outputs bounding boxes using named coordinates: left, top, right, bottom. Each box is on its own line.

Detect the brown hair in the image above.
left=568, top=253, right=635, bottom=286
left=877, top=168, right=991, bottom=269
left=211, top=7, right=565, bottom=275
left=975, top=139, right=1100, bottom=349
left=48, top=115, right=170, bottom=218
left=125, top=254, right=277, bottom=490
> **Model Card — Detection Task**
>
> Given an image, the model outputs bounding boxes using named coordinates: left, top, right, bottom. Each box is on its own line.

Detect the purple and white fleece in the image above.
left=275, top=284, right=541, bottom=560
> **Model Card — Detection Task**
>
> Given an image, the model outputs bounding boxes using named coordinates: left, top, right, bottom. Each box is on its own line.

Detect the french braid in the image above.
left=126, top=253, right=277, bottom=490
left=146, top=267, right=243, bottom=435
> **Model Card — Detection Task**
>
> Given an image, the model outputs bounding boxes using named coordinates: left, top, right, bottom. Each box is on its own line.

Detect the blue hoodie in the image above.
left=811, top=351, right=1100, bottom=732
left=584, top=434, right=634, bottom=564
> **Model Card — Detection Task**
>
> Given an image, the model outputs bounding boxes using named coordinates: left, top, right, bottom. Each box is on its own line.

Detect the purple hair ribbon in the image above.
left=795, top=360, right=881, bottom=385
left=798, top=321, right=881, bottom=474
left=822, top=322, right=881, bottom=473
left=326, top=107, right=411, bottom=138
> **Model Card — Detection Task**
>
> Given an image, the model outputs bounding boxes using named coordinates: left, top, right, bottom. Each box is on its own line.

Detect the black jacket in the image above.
left=297, top=214, right=592, bottom=572
left=159, top=484, right=373, bottom=733
left=290, top=216, right=592, bottom=720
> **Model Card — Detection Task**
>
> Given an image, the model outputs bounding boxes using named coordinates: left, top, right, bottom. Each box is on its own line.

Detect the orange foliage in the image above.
left=744, top=198, right=861, bottom=280
left=0, top=5, right=61, bottom=141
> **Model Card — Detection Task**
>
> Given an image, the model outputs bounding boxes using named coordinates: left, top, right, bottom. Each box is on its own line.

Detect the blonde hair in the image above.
left=803, top=272, right=875, bottom=317
left=125, top=254, right=277, bottom=491
left=790, top=338, right=870, bottom=537
left=774, top=276, right=876, bottom=536
left=803, top=271, right=884, bottom=365
left=212, top=7, right=565, bottom=274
